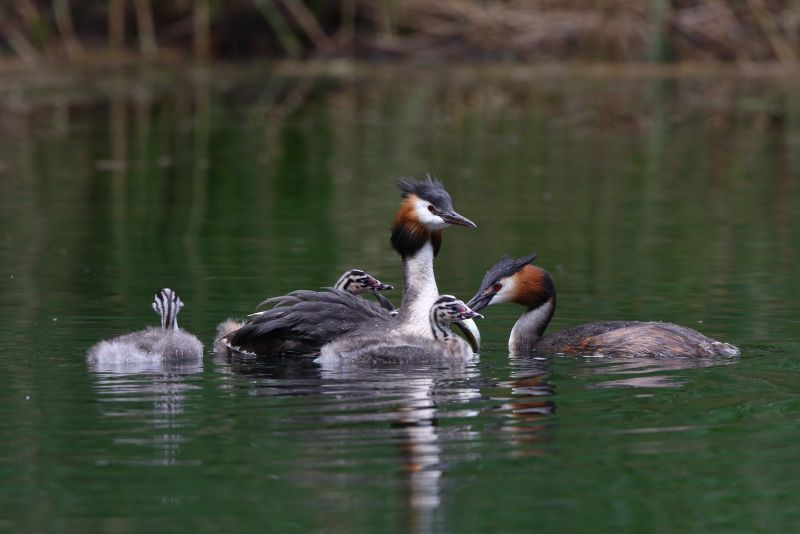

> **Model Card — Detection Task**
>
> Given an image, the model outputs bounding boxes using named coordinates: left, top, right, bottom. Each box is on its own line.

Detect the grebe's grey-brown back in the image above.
left=214, top=268, right=394, bottom=350
left=255, top=268, right=394, bottom=313
left=221, top=176, right=477, bottom=357
left=467, top=254, right=739, bottom=358
left=87, top=289, right=203, bottom=363
left=318, top=295, right=482, bottom=365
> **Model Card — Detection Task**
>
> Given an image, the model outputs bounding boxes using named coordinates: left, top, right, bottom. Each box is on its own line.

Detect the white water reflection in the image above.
left=493, top=356, right=557, bottom=456
left=88, top=359, right=203, bottom=468
left=318, top=361, right=481, bottom=532
left=573, top=355, right=739, bottom=389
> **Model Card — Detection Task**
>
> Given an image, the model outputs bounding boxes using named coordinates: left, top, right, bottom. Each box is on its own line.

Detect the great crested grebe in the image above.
left=467, top=254, right=740, bottom=358
left=87, top=288, right=203, bottom=363
left=214, top=268, right=394, bottom=345
left=221, top=176, right=477, bottom=356
left=318, top=295, right=482, bottom=365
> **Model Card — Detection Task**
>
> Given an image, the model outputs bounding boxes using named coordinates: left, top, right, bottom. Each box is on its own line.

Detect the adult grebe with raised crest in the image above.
left=221, top=176, right=478, bottom=357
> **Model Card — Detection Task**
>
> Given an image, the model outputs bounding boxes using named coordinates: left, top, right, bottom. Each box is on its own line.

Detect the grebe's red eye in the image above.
left=427, top=205, right=436, bottom=213
left=492, top=283, right=502, bottom=293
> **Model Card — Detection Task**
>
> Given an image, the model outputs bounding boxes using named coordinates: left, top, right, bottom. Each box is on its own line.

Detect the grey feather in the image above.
left=224, top=289, right=394, bottom=356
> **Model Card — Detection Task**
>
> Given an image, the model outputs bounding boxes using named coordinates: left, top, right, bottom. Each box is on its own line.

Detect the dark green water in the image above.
left=1, top=65, right=799, bottom=532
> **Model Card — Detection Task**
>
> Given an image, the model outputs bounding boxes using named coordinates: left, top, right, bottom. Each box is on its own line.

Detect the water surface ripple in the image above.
left=0, top=66, right=798, bottom=532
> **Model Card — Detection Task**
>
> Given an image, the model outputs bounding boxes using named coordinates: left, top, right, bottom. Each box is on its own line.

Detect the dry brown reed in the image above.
left=0, top=0, right=797, bottom=63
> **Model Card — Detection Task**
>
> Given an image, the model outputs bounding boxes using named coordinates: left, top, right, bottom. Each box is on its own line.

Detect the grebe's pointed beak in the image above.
left=466, top=291, right=493, bottom=313
left=372, top=282, right=394, bottom=292
left=456, top=304, right=483, bottom=321
left=440, top=209, right=477, bottom=228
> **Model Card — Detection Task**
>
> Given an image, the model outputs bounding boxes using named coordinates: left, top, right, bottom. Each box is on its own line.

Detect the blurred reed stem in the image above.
left=0, top=0, right=799, bottom=63
left=133, top=0, right=157, bottom=59
left=108, top=0, right=125, bottom=53
left=256, top=0, right=302, bottom=58
left=194, top=0, right=211, bottom=61
left=52, top=0, right=83, bottom=60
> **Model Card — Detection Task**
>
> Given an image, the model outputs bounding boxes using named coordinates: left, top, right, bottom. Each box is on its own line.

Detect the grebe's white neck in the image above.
left=509, top=298, right=554, bottom=353
left=395, top=241, right=439, bottom=338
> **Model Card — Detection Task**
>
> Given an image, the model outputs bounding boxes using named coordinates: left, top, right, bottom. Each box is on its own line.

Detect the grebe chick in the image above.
left=214, top=268, right=394, bottom=346
left=318, top=295, right=482, bottom=365
left=255, top=268, right=394, bottom=313
left=329, top=269, right=483, bottom=350
left=87, top=289, right=203, bottom=364
left=467, top=254, right=740, bottom=358
left=222, top=175, right=477, bottom=357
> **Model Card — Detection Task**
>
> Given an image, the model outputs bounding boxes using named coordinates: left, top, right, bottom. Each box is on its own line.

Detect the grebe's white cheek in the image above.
left=490, top=277, right=517, bottom=305
left=413, top=198, right=449, bottom=230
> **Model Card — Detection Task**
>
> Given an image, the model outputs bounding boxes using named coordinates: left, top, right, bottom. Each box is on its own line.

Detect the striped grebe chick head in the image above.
left=429, top=295, right=483, bottom=341
left=334, top=269, right=394, bottom=294
left=467, top=254, right=555, bottom=312
left=152, top=288, right=184, bottom=330
left=391, top=175, right=477, bottom=258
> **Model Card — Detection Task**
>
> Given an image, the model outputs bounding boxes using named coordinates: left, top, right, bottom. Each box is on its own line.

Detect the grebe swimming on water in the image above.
left=221, top=176, right=478, bottom=356
left=318, top=295, right=482, bottom=365
left=87, top=288, right=203, bottom=363
left=216, top=267, right=482, bottom=357
left=467, top=254, right=739, bottom=358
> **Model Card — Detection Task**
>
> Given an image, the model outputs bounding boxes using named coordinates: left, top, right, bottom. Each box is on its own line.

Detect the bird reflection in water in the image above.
left=318, top=359, right=481, bottom=533
left=88, top=359, right=203, bottom=469
left=574, top=354, right=740, bottom=390
left=493, top=354, right=556, bottom=458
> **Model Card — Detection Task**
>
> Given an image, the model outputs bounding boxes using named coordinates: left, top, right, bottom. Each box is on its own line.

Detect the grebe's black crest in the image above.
left=395, top=174, right=453, bottom=211
left=475, top=253, right=538, bottom=295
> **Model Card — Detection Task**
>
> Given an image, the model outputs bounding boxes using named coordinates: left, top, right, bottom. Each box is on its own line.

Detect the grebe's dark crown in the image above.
left=395, top=174, right=453, bottom=211
left=475, top=253, right=539, bottom=295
